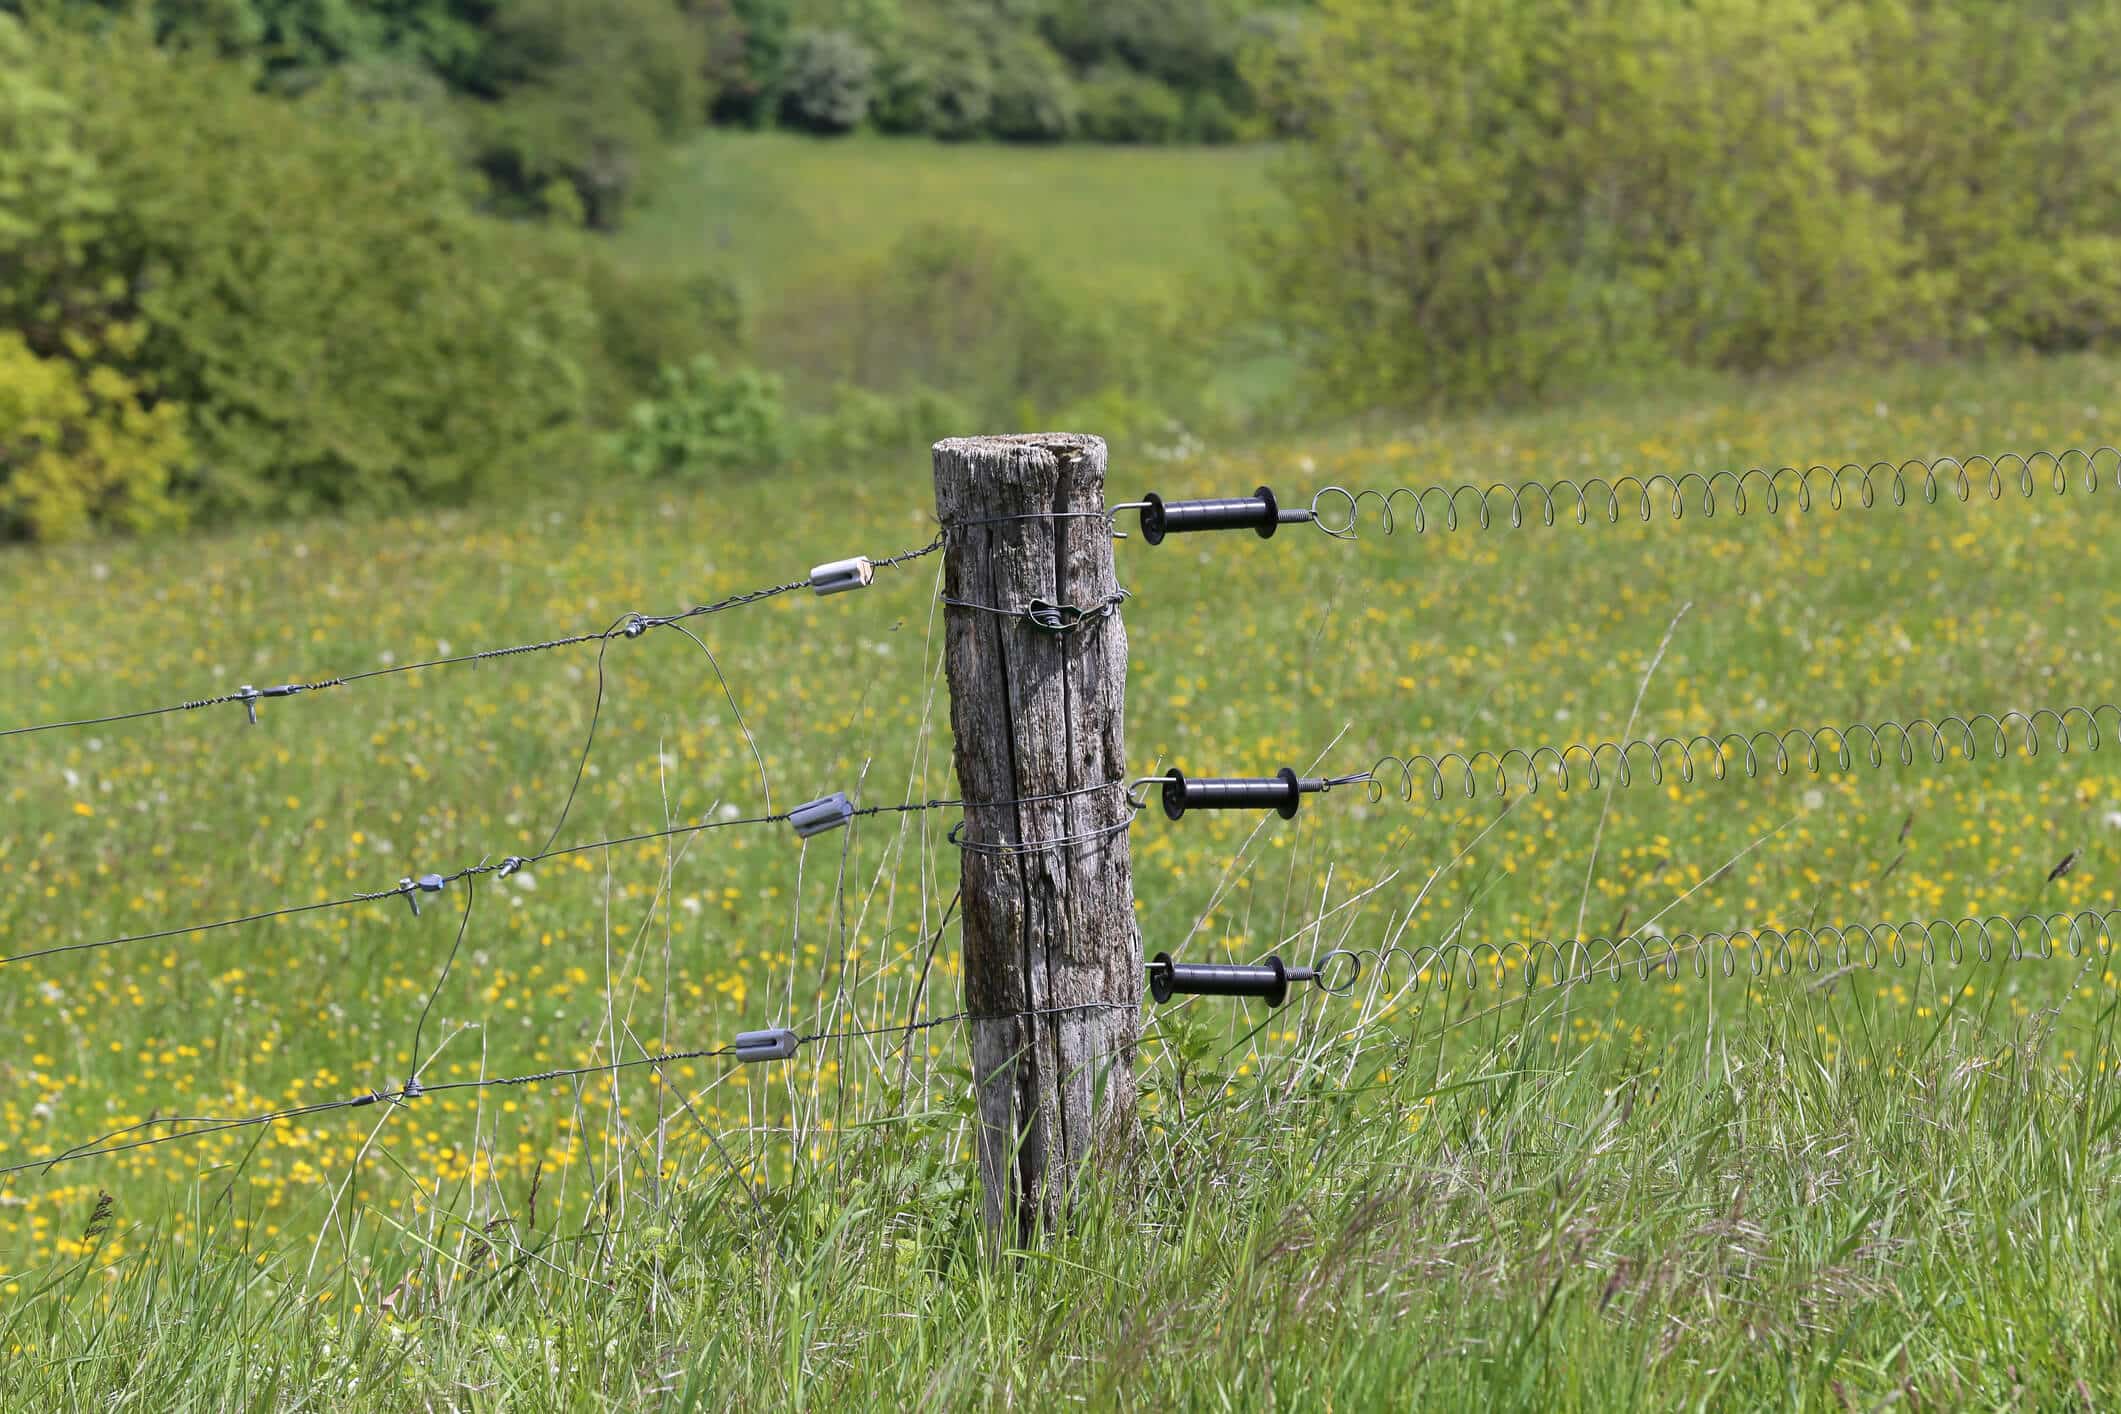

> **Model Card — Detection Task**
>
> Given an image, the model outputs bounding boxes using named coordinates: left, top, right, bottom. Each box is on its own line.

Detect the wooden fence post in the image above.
left=931, top=433, right=1142, bottom=1247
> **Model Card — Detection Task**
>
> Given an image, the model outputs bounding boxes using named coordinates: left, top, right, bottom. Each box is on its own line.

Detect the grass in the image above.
left=620, top=131, right=1280, bottom=314
left=2, top=350, right=2120, bottom=1405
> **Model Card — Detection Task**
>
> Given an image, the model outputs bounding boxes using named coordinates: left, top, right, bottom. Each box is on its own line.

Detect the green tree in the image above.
left=6, top=18, right=597, bottom=524
left=472, top=0, right=710, bottom=228
left=0, top=329, right=190, bottom=541
left=1253, top=0, right=2117, bottom=406
left=778, top=26, right=874, bottom=133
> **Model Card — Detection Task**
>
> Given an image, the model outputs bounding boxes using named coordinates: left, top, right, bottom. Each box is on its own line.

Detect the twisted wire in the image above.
left=0, top=862, right=499, bottom=969
left=0, top=999, right=1142, bottom=1180
left=0, top=535, right=943, bottom=743
left=938, top=587, right=1132, bottom=634
left=949, top=811, right=1142, bottom=858
left=10, top=781, right=1146, bottom=970
left=1348, top=910, right=2121, bottom=998
left=1359, top=704, right=2121, bottom=803
left=1309, top=447, right=2120, bottom=540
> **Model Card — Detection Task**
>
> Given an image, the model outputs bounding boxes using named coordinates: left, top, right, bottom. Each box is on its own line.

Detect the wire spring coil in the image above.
left=1309, top=447, right=2120, bottom=539
left=1348, top=911, right=2121, bottom=996
left=1361, top=705, right=2121, bottom=802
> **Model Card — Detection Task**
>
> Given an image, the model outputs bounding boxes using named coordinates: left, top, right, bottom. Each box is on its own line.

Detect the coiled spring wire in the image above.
left=1345, top=910, right=2121, bottom=1001
left=1309, top=447, right=2120, bottom=539
left=1359, top=705, right=2121, bottom=803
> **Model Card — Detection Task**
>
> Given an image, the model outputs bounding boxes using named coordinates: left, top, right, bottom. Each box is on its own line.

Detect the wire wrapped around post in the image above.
left=931, top=432, right=1143, bottom=1249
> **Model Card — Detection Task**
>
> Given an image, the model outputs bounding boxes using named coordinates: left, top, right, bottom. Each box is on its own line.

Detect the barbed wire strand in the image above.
left=0, top=536, right=943, bottom=744
left=9, top=899, right=2111, bottom=1181
left=4, top=782, right=1136, bottom=970
left=0, top=1000, right=1142, bottom=1181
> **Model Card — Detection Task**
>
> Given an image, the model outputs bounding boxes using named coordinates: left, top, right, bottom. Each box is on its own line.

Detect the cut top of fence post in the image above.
left=931, top=433, right=1142, bottom=1247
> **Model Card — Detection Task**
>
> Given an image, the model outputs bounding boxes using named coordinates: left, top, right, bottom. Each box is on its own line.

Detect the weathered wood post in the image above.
left=932, top=433, right=1142, bottom=1246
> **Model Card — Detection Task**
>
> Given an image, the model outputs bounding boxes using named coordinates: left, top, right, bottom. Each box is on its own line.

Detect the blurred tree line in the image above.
left=1259, top=0, right=2121, bottom=406
left=8, top=0, right=2118, bottom=542
left=0, top=7, right=1206, bottom=539
left=7, top=0, right=1300, bottom=230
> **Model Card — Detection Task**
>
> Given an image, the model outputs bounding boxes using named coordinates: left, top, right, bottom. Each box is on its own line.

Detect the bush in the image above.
left=0, top=329, right=189, bottom=542
left=1181, top=90, right=1238, bottom=144
left=1258, top=0, right=2121, bottom=407
left=770, top=224, right=1201, bottom=430
left=706, top=0, right=791, bottom=127
left=1075, top=67, right=1182, bottom=144
left=3, top=19, right=597, bottom=527
left=986, top=32, right=1076, bottom=142
left=799, top=384, right=972, bottom=460
left=582, top=261, right=748, bottom=405
left=871, top=24, right=991, bottom=140
left=473, top=0, right=711, bottom=228
left=778, top=28, right=874, bottom=134
left=1040, top=0, right=1246, bottom=101
left=617, top=355, right=786, bottom=476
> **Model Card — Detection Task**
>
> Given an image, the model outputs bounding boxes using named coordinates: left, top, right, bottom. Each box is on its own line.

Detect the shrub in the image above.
left=778, top=27, right=875, bottom=134
left=1181, top=90, right=1238, bottom=144
left=871, top=25, right=992, bottom=140
left=582, top=261, right=748, bottom=405
left=473, top=0, right=710, bottom=228
left=706, top=0, right=791, bottom=127
left=800, top=384, right=973, bottom=461
left=986, top=32, right=1076, bottom=142
left=0, top=329, right=189, bottom=542
left=1256, top=0, right=2121, bottom=406
left=770, top=224, right=1202, bottom=430
left=1039, top=0, right=1246, bottom=100
left=1075, top=67, right=1182, bottom=144
left=4, top=19, right=598, bottom=526
left=617, top=355, right=786, bottom=477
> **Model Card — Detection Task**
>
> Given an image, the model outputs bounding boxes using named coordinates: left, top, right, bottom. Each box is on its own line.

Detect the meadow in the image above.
left=2, top=350, right=2120, bottom=1405
left=620, top=132, right=1279, bottom=313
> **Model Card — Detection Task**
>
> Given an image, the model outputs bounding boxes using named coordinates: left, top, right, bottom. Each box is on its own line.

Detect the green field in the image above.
left=622, top=132, right=1280, bottom=312
left=3, top=352, right=2121, bottom=1404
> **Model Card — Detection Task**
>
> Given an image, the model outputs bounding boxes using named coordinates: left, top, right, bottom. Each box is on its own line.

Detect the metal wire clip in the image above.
left=234, top=684, right=299, bottom=725
left=398, top=873, right=447, bottom=917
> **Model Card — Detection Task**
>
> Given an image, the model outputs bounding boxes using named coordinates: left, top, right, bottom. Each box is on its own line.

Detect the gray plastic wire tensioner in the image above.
left=789, top=792, right=855, bottom=838
left=808, top=557, right=874, bottom=596
left=734, top=1028, right=799, bottom=1062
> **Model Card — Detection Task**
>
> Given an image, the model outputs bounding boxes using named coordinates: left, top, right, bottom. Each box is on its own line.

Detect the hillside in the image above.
left=3, top=353, right=2119, bottom=1403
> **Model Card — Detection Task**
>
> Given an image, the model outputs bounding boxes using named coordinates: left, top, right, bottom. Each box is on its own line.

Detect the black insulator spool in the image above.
left=1139, top=486, right=1285, bottom=545
left=1147, top=951, right=1318, bottom=1008
left=1159, top=767, right=1305, bottom=821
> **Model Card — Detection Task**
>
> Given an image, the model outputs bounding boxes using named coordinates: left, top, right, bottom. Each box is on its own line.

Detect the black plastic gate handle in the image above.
left=1155, top=767, right=1338, bottom=821
left=1138, top=486, right=1312, bottom=545
left=1147, top=951, right=1318, bottom=1007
